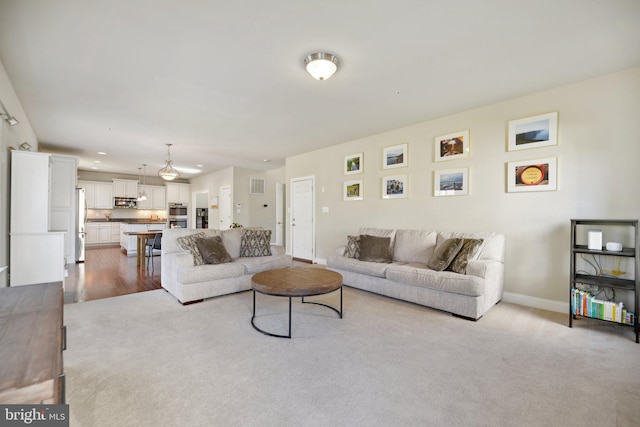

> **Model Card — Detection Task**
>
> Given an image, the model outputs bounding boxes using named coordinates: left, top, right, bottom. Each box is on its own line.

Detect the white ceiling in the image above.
left=1, top=0, right=639, bottom=179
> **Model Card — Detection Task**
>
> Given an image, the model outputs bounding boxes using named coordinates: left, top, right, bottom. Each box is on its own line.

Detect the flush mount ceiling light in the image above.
left=0, top=99, right=19, bottom=126
left=304, top=52, right=340, bottom=81
left=158, top=143, right=180, bottom=181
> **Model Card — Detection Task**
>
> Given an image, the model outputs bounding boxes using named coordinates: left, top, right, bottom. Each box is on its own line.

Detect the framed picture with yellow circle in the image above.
left=507, top=157, right=557, bottom=192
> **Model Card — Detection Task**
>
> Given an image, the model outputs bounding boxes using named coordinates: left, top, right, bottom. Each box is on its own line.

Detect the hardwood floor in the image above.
left=64, top=246, right=162, bottom=304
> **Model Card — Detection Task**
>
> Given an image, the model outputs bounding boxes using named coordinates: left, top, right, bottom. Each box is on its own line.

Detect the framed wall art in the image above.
left=435, top=130, right=469, bottom=162
left=434, top=168, right=469, bottom=197
left=508, top=112, right=558, bottom=151
left=507, top=157, right=557, bottom=192
left=343, top=180, right=363, bottom=201
left=382, top=175, right=407, bottom=199
left=382, top=143, right=408, bottom=169
left=344, top=152, right=363, bottom=175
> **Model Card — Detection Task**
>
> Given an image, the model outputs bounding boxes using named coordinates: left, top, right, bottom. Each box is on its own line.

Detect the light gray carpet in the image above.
left=64, top=287, right=640, bottom=427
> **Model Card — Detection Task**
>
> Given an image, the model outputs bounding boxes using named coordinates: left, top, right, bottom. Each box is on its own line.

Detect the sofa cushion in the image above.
left=237, top=254, right=292, bottom=274
left=221, top=228, right=242, bottom=258
left=195, top=236, right=232, bottom=265
left=386, top=264, right=485, bottom=297
left=447, top=239, right=483, bottom=274
left=345, top=235, right=361, bottom=259
left=163, top=229, right=221, bottom=254
left=176, top=232, right=207, bottom=266
left=327, top=255, right=402, bottom=278
left=358, top=235, right=393, bottom=263
left=427, top=238, right=463, bottom=271
left=358, top=227, right=396, bottom=253
left=177, top=262, right=246, bottom=284
left=393, top=229, right=437, bottom=263
left=437, top=232, right=505, bottom=262
left=240, top=229, right=272, bottom=257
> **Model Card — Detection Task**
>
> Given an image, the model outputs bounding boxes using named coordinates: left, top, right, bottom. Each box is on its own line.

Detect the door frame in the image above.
left=191, top=189, right=209, bottom=229
left=289, top=175, right=315, bottom=262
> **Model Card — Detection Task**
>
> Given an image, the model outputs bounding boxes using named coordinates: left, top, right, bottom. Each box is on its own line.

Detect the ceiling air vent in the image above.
left=250, top=177, right=265, bottom=195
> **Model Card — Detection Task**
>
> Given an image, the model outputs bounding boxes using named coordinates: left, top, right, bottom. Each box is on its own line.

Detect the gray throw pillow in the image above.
left=345, top=235, right=360, bottom=258
left=358, top=234, right=392, bottom=263
left=176, top=232, right=207, bottom=266
left=195, top=236, right=232, bottom=265
left=427, top=238, right=463, bottom=271
left=240, top=229, right=272, bottom=257
left=447, top=239, right=484, bottom=274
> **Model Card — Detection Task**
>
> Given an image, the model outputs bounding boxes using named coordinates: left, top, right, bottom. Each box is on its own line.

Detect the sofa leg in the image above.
left=182, top=299, right=204, bottom=306
left=452, top=313, right=479, bottom=321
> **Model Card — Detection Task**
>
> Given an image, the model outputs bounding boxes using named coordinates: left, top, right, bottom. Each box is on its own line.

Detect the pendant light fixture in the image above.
left=140, top=164, right=148, bottom=201
left=137, top=167, right=144, bottom=201
left=158, top=143, right=180, bottom=181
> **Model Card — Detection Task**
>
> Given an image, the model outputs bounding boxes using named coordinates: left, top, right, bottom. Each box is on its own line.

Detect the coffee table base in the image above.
left=251, top=287, right=343, bottom=339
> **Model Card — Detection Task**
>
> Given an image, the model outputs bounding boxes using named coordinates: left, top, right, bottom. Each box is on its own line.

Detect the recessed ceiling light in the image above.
left=97, top=151, right=106, bottom=155
left=196, top=164, right=203, bottom=168
left=91, top=166, right=98, bottom=170
left=93, top=160, right=101, bottom=163
left=263, top=159, right=271, bottom=163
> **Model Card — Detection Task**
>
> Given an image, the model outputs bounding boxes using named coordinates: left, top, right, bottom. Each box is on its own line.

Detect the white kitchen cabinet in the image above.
left=112, top=179, right=139, bottom=198
left=136, top=185, right=167, bottom=211
left=86, top=222, right=118, bottom=246
left=11, top=151, right=50, bottom=233
left=111, top=223, right=120, bottom=243
left=49, top=155, right=78, bottom=264
left=166, top=183, right=190, bottom=204
left=10, top=233, right=65, bottom=286
left=78, top=181, right=114, bottom=209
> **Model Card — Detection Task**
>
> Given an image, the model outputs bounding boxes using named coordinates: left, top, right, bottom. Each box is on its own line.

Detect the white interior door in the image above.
left=291, top=177, right=314, bottom=261
left=275, top=182, right=284, bottom=246
left=219, top=185, right=232, bottom=230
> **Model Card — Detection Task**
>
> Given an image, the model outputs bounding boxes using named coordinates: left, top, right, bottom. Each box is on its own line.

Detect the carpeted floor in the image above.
left=64, top=287, right=640, bottom=427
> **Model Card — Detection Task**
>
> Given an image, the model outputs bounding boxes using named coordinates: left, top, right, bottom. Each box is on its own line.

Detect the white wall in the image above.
left=0, top=59, right=38, bottom=287
left=285, top=67, right=640, bottom=309
left=189, top=167, right=234, bottom=229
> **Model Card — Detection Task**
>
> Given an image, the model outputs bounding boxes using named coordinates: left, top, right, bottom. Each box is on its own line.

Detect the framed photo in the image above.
left=382, top=175, right=407, bottom=199
left=434, top=168, right=469, bottom=197
left=343, top=180, right=363, bottom=201
left=507, top=157, right=557, bottom=193
left=382, top=143, right=408, bottom=169
left=435, top=130, right=469, bottom=162
left=344, top=152, right=363, bottom=175
left=508, top=112, right=558, bottom=151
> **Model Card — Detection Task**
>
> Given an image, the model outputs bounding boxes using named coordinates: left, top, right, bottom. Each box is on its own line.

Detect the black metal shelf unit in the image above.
left=569, top=219, right=639, bottom=343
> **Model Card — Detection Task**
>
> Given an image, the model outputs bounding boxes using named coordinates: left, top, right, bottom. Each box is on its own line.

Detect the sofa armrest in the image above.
left=335, top=245, right=346, bottom=257
left=466, top=259, right=501, bottom=279
left=467, top=259, right=505, bottom=304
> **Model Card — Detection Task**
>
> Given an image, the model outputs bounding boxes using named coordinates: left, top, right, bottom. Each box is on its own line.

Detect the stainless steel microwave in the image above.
left=169, top=203, right=188, bottom=217
left=114, top=197, right=137, bottom=209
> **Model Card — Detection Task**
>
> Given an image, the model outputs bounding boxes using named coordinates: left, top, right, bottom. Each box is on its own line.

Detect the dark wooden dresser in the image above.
left=0, top=282, right=66, bottom=403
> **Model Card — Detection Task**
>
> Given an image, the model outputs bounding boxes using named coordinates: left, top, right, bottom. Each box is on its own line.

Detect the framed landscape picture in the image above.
left=434, top=168, right=469, bottom=197
left=382, top=143, right=408, bottom=169
left=435, top=130, right=469, bottom=162
left=382, top=175, right=407, bottom=199
left=507, top=157, right=557, bottom=192
left=344, top=152, right=363, bottom=175
left=343, top=180, right=363, bottom=201
left=508, top=112, right=558, bottom=151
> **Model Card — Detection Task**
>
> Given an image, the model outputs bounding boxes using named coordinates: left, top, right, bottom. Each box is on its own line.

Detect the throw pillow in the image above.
left=358, top=234, right=392, bottom=263
left=240, top=229, right=272, bottom=257
left=345, top=235, right=360, bottom=259
left=195, top=236, right=232, bottom=265
left=427, top=238, right=463, bottom=271
left=176, top=232, right=207, bottom=266
left=447, top=239, right=484, bottom=274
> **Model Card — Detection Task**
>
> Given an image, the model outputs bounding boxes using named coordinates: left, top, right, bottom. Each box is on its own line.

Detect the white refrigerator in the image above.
left=76, top=188, right=87, bottom=263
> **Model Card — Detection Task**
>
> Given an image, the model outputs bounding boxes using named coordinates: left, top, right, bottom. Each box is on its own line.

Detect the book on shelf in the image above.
left=571, top=288, right=633, bottom=324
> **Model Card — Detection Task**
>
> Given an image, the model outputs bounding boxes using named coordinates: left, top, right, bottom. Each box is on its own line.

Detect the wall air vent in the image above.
left=250, top=177, right=265, bottom=195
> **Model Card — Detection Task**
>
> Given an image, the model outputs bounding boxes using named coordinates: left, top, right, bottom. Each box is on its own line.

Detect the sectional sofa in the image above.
left=327, top=227, right=505, bottom=320
left=161, top=228, right=292, bottom=304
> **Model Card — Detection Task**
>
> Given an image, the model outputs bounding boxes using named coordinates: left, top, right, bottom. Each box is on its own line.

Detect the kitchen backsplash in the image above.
left=88, top=209, right=167, bottom=220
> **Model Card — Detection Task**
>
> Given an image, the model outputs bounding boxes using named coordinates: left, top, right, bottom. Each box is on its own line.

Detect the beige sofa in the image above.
left=161, top=228, right=292, bottom=304
left=327, top=227, right=505, bottom=320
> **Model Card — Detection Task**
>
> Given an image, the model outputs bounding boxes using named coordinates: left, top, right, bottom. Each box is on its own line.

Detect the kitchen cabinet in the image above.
left=86, top=222, right=119, bottom=246
left=166, top=183, right=190, bottom=204
left=112, top=179, right=139, bottom=198
left=137, top=185, right=166, bottom=210
left=78, top=181, right=113, bottom=209
left=49, top=155, right=78, bottom=264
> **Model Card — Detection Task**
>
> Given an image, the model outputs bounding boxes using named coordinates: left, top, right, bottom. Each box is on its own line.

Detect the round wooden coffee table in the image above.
left=251, top=267, right=343, bottom=339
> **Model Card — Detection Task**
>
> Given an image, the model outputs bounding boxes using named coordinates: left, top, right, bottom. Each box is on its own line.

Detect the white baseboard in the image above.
left=502, top=292, right=567, bottom=314
left=314, top=258, right=327, bottom=265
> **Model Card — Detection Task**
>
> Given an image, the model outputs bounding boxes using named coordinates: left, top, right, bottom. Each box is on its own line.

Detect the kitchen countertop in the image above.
left=87, top=219, right=167, bottom=224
